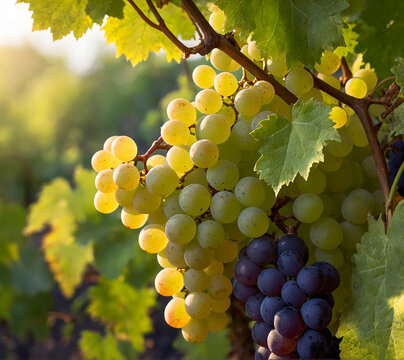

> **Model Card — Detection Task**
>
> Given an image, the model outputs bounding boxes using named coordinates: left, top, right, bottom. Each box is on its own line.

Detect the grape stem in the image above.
left=386, top=160, right=404, bottom=218
left=340, top=57, right=352, bottom=86
left=369, top=76, right=396, bottom=96
left=269, top=196, right=301, bottom=234
left=133, top=136, right=171, bottom=172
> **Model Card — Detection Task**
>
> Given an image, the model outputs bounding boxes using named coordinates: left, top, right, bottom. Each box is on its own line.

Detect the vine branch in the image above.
left=340, top=57, right=352, bottom=85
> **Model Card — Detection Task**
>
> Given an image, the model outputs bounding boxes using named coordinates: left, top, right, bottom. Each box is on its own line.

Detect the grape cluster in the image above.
left=387, top=141, right=404, bottom=196
left=233, top=234, right=340, bottom=359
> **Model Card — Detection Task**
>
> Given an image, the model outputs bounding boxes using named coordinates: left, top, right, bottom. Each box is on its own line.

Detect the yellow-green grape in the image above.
left=315, top=247, right=344, bottom=268
left=207, top=159, right=239, bottom=191
left=211, top=296, right=230, bottom=312
left=207, top=274, right=232, bottom=298
left=353, top=68, right=377, bottom=93
left=184, top=242, right=212, bottom=270
left=214, top=239, right=238, bottom=263
left=146, top=165, right=179, bottom=197
left=295, top=168, right=327, bottom=195
left=185, top=292, right=212, bottom=319
left=164, top=190, right=184, bottom=219
left=157, top=249, right=174, bottom=269
left=197, top=220, right=225, bottom=250
left=204, top=259, right=224, bottom=276
left=362, top=156, right=378, bottom=180
left=237, top=207, right=269, bottom=238
left=133, top=186, right=161, bottom=214
left=138, top=224, right=168, bottom=254
left=94, top=191, right=119, bottom=214
left=214, top=72, right=238, bottom=97
left=182, top=318, right=209, bottom=343
left=317, top=73, right=340, bottom=105
left=223, top=221, right=248, bottom=243
left=218, top=139, right=241, bottom=165
left=315, top=51, right=341, bottom=75
left=113, top=163, right=140, bottom=190
left=190, top=139, right=219, bottom=169
left=199, top=114, right=231, bottom=144
left=183, top=167, right=209, bottom=188
left=235, top=176, right=265, bottom=207
left=248, top=40, right=261, bottom=61
left=210, top=48, right=240, bottom=72
left=208, top=6, right=225, bottom=34
left=121, top=207, right=148, bottom=229
left=231, top=120, right=260, bottom=151
left=210, top=191, right=241, bottom=224
left=267, top=54, right=288, bottom=78
left=259, top=185, right=277, bottom=213
left=165, top=214, right=196, bottom=245
left=111, top=136, right=138, bottom=162
left=164, top=298, right=191, bottom=328
left=179, top=184, right=211, bottom=217
left=166, top=145, right=193, bottom=173
left=369, top=103, right=385, bottom=118
left=146, top=154, right=166, bottom=170
left=329, top=107, right=347, bottom=129
left=91, top=150, right=121, bottom=173
left=206, top=312, right=228, bottom=332
left=340, top=221, right=366, bottom=253
left=253, top=80, right=275, bottom=104
left=300, top=88, right=322, bottom=103
left=265, top=96, right=291, bottom=119
left=186, top=134, right=197, bottom=147
left=310, top=217, right=343, bottom=250
left=95, top=169, right=117, bottom=193
left=115, top=188, right=136, bottom=207
left=326, top=129, right=353, bottom=158
left=166, top=241, right=187, bottom=268
left=293, top=193, right=324, bottom=223
left=184, top=269, right=209, bottom=292
left=155, top=268, right=184, bottom=297
left=217, top=105, right=236, bottom=127
left=148, top=204, right=167, bottom=225
left=195, top=89, right=223, bottom=115
left=192, top=65, right=216, bottom=89
left=342, top=103, right=355, bottom=116
left=318, top=150, right=342, bottom=173
left=345, top=115, right=368, bottom=147
left=341, top=193, right=371, bottom=225
left=167, top=98, right=196, bottom=126
left=103, top=135, right=118, bottom=151
left=345, top=77, right=368, bottom=98
left=161, top=120, right=190, bottom=146
left=285, top=68, right=314, bottom=96
left=234, top=88, right=261, bottom=117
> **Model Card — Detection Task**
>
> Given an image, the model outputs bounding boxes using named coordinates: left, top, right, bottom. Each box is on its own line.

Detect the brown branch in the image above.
left=134, top=136, right=171, bottom=172
left=340, top=57, right=352, bottom=86
left=370, top=76, right=396, bottom=96
left=269, top=196, right=300, bottom=234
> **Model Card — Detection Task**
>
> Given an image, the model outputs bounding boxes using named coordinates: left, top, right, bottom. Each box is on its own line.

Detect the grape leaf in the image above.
left=334, top=23, right=359, bottom=58
left=17, top=0, right=93, bottom=40
left=338, top=201, right=404, bottom=359
left=85, top=0, right=125, bottom=24
left=218, top=0, right=349, bottom=67
left=378, top=104, right=404, bottom=145
left=80, top=331, right=124, bottom=360
left=251, top=100, right=339, bottom=194
left=391, top=58, right=404, bottom=89
left=103, top=2, right=195, bottom=67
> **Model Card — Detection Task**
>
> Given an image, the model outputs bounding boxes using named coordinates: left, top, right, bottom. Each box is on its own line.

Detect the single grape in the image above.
left=231, top=120, right=260, bottom=150
left=199, top=114, right=231, bottom=144
left=138, top=224, right=168, bottom=254
left=91, top=149, right=121, bottom=173
left=179, top=184, right=211, bottom=217
left=161, top=120, right=190, bottom=146
left=296, top=330, right=327, bottom=359
left=295, top=168, right=327, bottom=195
left=341, top=195, right=370, bottom=224
left=329, top=106, right=347, bottom=129
left=238, top=207, right=269, bottom=238
left=111, top=136, right=138, bottom=162
left=103, top=135, right=118, bottom=151
left=164, top=298, right=191, bottom=328
left=277, top=251, right=304, bottom=278
left=274, top=307, right=306, bottom=339
left=192, top=65, right=216, bottom=89
left=197, top=219, right=225, bottom=250
left=285, top=68, right=314, bottom=96
left=235, top=176, right=266, bottom=207
left=234, top=257, right=263, bottom=287
left=210, top=191, right=241, bottom=224
left=184, top=242, right=212, bottom=270
left=326, top=129, right=353, bottom=158
left=207, top=159, right=239, bottom=191
left=133, top=186, right=161, bottom=214
left=267, top=54, right=288, bottom=78
left=247, top=234, right=277, bottom=266
left=252, top=321, right=274, bottom=347
left=121, top=207, right=148, bottom=229
left=115, top=188, right=136, bottom=208
left=189, top=139, right=219, bottom=169
left=146, top=154, right=166, bottom=170
left=301, top=298, right=332, bottom=330
left=232, top=279, right=259, bottom=303
left=165, top=214, right=196, bottom=245
left=253, top=81, right=275, bottom=104
left=148, top=204, right=167, bottom=225
left=296, top=266, right=325, bottom=296
left=155, top=268, right=184, bottom=297
left=234, top=88, right=261, bottom=116
left=315, top=51, right=341, bottom=75
left=206, top=311, right=228, bottom=332
left=310, top=217, right=343, bottom=250
left=146, top=165, right=179, bottom=197
left=258, top=268, right=286, bottom=297
left=277, top=234, right=307, bottom=259
left=165, top=241, right=187, bottom=268
left=353, top=68, right=377, bottom=93
left=184, top=269, right=208, bottom=292
left=210, top=48, right=240, bottom=72
left=312, top=262, right=340, bottom=292
left=211, top=296, right=230, bottom=313
left=248, top=40, right=261, bottom=61
left=208, top=6, right=225, bottom=34
left=214, top=239, right=239, bottom=263
left=318, top=151, right=342, bottom=173
left=167, top=98, right=196, bottom=126
left=207, top=273, right=232, bottom=299
left=293, top=193, right=324, bottom=223
left=113, top=163, right=140, bottom=190
left=185, top=292, right=212, bottom=319
left=195, top=89, right=223, bottom=114
left=214, top=72, right=239, bottom=97
left=95, top=168, right=118, bottom=193
left=94, top=191, right=119, bottom=214
left=181, top=318, right=209, bottom=343
left=204, top=259, right=224, bottom=276
left=281, top=280, right=307, bottom=308
left=345, top=77, right=368, bottom=98
left=245, top=293, right=266, bottom=321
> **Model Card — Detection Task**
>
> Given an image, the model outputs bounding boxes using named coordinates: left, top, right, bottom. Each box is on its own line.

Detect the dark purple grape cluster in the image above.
left=232, top=234, right=340, bottom=359
left=387, top=140, right=404, bottom=196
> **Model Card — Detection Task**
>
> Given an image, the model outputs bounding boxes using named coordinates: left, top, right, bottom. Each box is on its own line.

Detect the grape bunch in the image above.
left=387, top=141, right=404, bottom=196
left=233, top=234, right=340, bottom=359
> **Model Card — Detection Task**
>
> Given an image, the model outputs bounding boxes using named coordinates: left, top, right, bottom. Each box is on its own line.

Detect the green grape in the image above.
left=237, top=207, right=269, bottom=238
left=315, top=51, right=341, bottom=75
left=310, top=217, right=343, bottom=250
left=192, top=65, right=216, bottom=89
left=197, top=220, right=225, bottom=250
left=340, top=221, right=366, bottom=252
left=259, top=185, right=277, bottom=213
left=195, top=89, right=223, bottom=114
left=190, top=139, right=219, bottom=169
left=326, top=129, right=353, bottom=158
left=350, top=189, right=375, bottom=213
left=231, top=120, right=260, bottom=151
left=299, top=88, right=323, bottom=102
left=345, top=115, right=368, bottom=147
left=184, top=269, right=209, bottom=292
left=210, top=191, right=241, bottom=224
left=341, top=195, right=370, bottom=224
left=161, top=120, right=190, bottom=146
left=181, top=318, right=209, bottom=343
left=91, top=149, right=121, bottom=173
left=94, top=191, right=119, bottom=214
left=166, top=145, right=194, bottom=173
left=318, top=150, right=342, bottom=173
left=361, top=156, right=378, bottom=180
left=146, top=154, right=166, bottom=170
left=214, top=239, right=238, bottom=263
left=115, top=188, right=136, bottom=208
left=319, top=193, right=335, bottom=217
left=293, top=193, right=324, bottom=223
left=348, top=161, right=364, bottom=189
left=185, top=292, right=212, bottom=319
left=208, top=6, right=225, bottom=34
left=251, top=111, right=272, bottom=131
left=223, top=221, right=248, bottom=243
left=234, top=88, right=261, bottom=116
left=214, top=72, right=239, bottom=97
left=164, top=298, right=191, bottom=328
left=369, top=103, right=385, bottom=117
left=345, top=77, right=368, bottom=98
left=157, top=249, right=174, bottom=269
left=207, top=274, right=232, bottom=299
left=179, top=184, right=211, bottom=217
left=247, top=40, right=261, bottom=61
left=95, top=168, right=117, bottom=193
left=167, top=98, right=196, bottom=126
left=206, top=160, right=239, bottom=191
left=372, top=189, right=385, bottom=216
left=217, top=105, right=236, bottom=127
left=146, top=165, right=179, bottom=197
left=326, top=163, right=355, bottom=193
left=133, top=186, right=161, bottom=214
left=164, top=190, right=184, bottom=219
left=266, top=54, right=288, bottom=78
left=184, top=242, right=212, bottom=270
left=253, top=81, right=275, bottom=104
left=342, top=103, right=355, bottom=116
left=218, top=138, right=241, bottom=165
left=121, top=207, right=148, bottom=229
left=138, top=224, right=168, bottom=254
left=285, top=68, right=314, bottom=96
left=204, top=259, right=224, bottom=276
left=155, top=268, right=184, bottom=297
left=103, top=135, right=118, bottom=151
left=210, top=48, right=240, bottom=72
left=264, top=96, right=291, bottom=119
left=165, top=214, right=196, bottom=245
left=295, top=168, right=327, bottom=195
left=113, top=163, right=140, bottom=190
left=206, top=312, right=228, bottom=332
left=166, top=241, right=187, bottom=268
left=329, top=107, right=347, bottom=129
left=111, top=136, right=138, bottom=162
left=148, top=203, right=167, bottom=225
left=315, top=247, right=344, bottom=269
left=353, top=68, right=377, bottom=93
left=210, top=296, right=230, bottom=312
left=199, top=114, right=231, bottom=144
left=235, top=176, right=266, bottom=207
left=183, top=168, right=209, bottom=188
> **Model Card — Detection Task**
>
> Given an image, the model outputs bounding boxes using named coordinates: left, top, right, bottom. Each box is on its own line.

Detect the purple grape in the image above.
left=246, top=293, right=266, bottom=321
left=296, top=266, right=325, bottom=295
left=312, top=261, right=340, bottom=292
left=252, top=321, right=273, bottom=347
left=277, top=234, right=307, bottom=258
left=239, top=246, right=249, bottom=259
left=296, top=330, right=327, bottom=359
left=257, top=268, right=286, bottom=296
left=274, top=307, right=306, bottom=339
left=255, top=346, right=271, bottom=360
left=277, top=251, right=304, bottom=278
left=260, top=297, right=285, bottom=327
left=247, top=235, right=277, bottom=266
left=267, top=329, right=297, bottom=356
left=392, top=140, right=404, bottom=152
left=281, top=280, right=307, bottom=308
left=234, top=257, right=262, bottom=286
left=301, top=298, right=332, bottom=330
left=313, top=292, right=335, bottom=308
left=269, top=353, right=298, bottom=359
left=232, top=279, right=259, bottom=303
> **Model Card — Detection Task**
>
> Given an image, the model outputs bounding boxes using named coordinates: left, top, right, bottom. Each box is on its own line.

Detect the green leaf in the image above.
left=378, top=104, right=404, bottom=145
left=103, top=2, right=195, bottom=67
left=334, top=23, right=359, bottom=58
left=338, top=201, right=404, bottom=359
left=218, top=0, right=349, bottom=67
left=80, top=331, right=124, bottom=360
left=391, top=57, right=404, bottom=89
left=18, top=0, right=93, bottom=40
left=251, top=100, right=339, bottom=194
left=86, top=0, right=125, bottom=24
left=88, top=278, right=156, bottom=351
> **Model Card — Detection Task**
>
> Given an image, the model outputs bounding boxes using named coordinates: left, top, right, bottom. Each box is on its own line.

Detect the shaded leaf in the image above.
left=80, top=330, right=124, bottom=360
left=86, top=0, right=125, bottom=24
left=391, top=57, right=404, bottom=89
